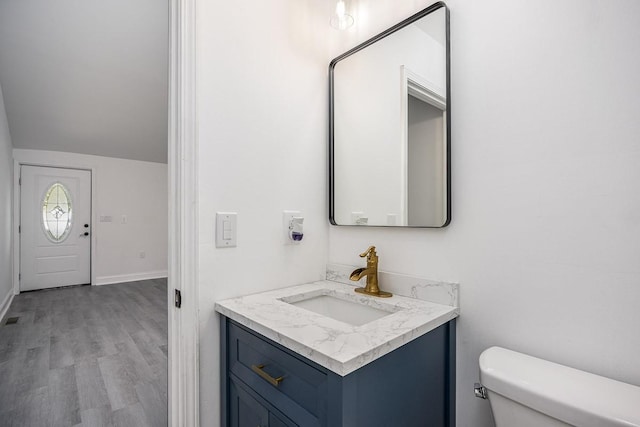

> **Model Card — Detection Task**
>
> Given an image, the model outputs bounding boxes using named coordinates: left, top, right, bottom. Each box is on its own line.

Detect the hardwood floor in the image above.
left=0, top=279, right=168, bottom=426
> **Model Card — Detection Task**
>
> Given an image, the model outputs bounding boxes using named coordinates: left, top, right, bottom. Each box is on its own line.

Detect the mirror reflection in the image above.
left=330, top=4, right=449, bottom=227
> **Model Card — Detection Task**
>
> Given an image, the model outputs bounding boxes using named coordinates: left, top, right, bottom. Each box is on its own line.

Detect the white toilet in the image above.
left=478, top=346, right=640, bottom=427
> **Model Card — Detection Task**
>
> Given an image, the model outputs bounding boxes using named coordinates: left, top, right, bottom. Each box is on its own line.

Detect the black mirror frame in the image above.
left=329, top=2, right=451, bottom=228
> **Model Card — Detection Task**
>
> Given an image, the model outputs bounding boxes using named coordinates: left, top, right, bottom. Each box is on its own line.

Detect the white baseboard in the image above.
left=0, top=290, right=15, bottom=323
left=95, top=270, right=168, bottom=286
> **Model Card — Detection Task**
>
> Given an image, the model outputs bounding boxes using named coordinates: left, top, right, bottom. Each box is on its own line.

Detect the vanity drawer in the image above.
left=227, top=321, right=328, bottom=426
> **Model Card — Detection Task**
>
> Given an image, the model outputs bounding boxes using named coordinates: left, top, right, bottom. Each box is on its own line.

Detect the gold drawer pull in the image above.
left=251, top=364, right=284, bottom=387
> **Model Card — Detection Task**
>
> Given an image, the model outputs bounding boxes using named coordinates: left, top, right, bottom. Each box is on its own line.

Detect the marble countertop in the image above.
left=215, top=280, right=459, bottom=376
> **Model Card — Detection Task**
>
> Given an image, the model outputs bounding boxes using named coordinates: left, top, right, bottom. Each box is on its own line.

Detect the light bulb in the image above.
left=330, top=0, right=354, bottom=30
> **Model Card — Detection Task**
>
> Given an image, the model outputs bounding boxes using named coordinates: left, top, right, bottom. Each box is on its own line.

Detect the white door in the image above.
left=20, top=166, right=92, bottom=291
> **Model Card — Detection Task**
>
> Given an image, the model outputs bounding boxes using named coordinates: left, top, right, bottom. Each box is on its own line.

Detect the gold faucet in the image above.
left=350, top=246, right=392, bottom=298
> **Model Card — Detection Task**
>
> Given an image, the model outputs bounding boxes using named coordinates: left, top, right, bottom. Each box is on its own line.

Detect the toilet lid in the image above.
left=479, top=347, right=640, bottom=427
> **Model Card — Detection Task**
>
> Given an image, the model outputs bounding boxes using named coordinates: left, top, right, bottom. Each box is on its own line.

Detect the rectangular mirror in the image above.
left=330, top=2, right=450, bottom=227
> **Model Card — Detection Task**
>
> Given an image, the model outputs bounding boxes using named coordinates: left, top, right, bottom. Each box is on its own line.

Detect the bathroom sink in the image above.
left=282, top=292, right=397, bottom=326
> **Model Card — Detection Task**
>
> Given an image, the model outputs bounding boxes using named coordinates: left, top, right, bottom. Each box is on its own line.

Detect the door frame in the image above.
left=10, top=0, right=200, bottom=423
left=13, top=162, right=96, bottom=294
left=399, top=65, right=447, bottom=227
left=168, top=0, right=199, bottom=423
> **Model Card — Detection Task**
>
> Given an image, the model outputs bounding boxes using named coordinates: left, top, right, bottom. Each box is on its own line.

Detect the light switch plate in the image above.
left=216, top=212, right=237, bottom=248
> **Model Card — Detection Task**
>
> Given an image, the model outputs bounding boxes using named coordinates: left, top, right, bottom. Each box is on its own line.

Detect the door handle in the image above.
left=251, top=364, right=284, bottom=387
left=80, top=232, right=89, bottom=237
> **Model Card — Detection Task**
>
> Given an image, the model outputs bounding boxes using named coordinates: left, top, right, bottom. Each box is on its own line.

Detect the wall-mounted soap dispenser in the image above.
left=290, top=217, right=304, bottom=241
left=283, top=211, right=304, bottom=244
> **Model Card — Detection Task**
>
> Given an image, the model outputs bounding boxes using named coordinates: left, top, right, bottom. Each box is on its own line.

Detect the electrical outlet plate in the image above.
left=351, top=212, right=368, bottom=225
left=283, top=210, right=301, bottom=244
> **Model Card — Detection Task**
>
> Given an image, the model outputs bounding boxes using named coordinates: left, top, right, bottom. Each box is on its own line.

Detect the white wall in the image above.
left=195, top=0, right=331, bottom=423
left=328, top=1, right=640, bottom=426
left=0, top=82, right=13, bottom=315
left=13, top=149, right=168, bottom=285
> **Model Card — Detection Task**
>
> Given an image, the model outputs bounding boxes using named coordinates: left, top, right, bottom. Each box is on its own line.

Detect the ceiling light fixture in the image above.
left=330, top=0, right=354, bottom=30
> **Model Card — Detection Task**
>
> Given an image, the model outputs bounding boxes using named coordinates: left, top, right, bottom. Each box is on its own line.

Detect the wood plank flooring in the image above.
left=0, top=279, right=168, bottom=427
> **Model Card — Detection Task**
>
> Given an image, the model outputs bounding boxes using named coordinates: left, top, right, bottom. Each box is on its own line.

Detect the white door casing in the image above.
left=20, top=165, right=91, bottom=291
left=168, top=0, right=199, bottom=422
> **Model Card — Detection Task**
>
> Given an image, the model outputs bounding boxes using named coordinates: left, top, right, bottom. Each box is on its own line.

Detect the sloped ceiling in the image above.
left=0, top=0, right=168, bottom=163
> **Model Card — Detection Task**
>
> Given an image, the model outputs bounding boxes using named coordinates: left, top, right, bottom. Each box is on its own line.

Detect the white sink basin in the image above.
left=282, top=292, right=397, bottom=326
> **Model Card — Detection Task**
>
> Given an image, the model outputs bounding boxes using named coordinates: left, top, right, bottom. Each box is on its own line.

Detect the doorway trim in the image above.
left=168, top=0, right=199, bottom=423
left=399, top=65, right=447, bottom=226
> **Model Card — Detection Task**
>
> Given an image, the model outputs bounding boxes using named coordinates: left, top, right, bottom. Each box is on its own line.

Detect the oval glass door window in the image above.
left=42, top=183, right=73, bottom=242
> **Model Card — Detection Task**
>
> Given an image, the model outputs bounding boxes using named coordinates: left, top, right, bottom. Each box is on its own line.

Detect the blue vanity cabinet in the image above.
left=229, top=378, right=268, bottom=426
left=229, top=375, right=296, bottom=427
left=221, top=317, right=456, bottom=427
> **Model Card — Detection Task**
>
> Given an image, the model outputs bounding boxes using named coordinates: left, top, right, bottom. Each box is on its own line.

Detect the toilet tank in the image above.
left=479, top=347, right=640, bottom=427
